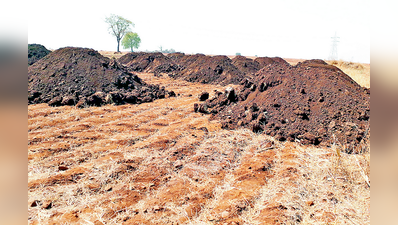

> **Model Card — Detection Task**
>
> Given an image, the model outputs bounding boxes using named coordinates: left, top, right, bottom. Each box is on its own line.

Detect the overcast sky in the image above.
left=27, top=0, right=370, bottom=63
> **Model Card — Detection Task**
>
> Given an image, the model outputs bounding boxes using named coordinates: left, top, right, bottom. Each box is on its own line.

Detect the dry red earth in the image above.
left=28, top=70, right=370, bottom=224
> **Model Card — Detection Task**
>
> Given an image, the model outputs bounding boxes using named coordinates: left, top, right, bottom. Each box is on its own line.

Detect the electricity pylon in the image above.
left=329, top=32, right=340, bottom=60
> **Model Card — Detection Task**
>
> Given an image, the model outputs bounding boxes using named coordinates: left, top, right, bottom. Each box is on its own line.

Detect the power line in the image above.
left=329, top=32, right=340, bottom=60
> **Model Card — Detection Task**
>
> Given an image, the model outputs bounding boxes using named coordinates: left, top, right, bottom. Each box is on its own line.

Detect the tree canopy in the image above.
left=105, top=14, right=134, bottom=52
left=122, top=32, right=141, bottom=52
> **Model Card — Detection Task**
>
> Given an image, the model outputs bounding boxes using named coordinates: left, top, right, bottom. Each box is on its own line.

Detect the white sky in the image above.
left=27, top=0, right=370, bottom=63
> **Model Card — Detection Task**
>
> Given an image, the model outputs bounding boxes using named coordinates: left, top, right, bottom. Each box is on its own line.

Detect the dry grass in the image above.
left=327, top=60, right=370, bottom=88
left=28, top=61, right=370, bottom=224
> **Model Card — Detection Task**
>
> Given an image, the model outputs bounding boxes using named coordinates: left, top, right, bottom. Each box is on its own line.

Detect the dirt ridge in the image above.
left=195, top=59, right=370, bottom=151
left=119, top=52, right=247, bottom=85
left=28, top=47, right=170, bottom=107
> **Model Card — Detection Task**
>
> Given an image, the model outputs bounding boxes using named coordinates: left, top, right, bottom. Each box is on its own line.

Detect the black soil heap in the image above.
left=28, top=47, right=169, bottom=107
left=28, top=44, right=51, bottom=65
left=118, top=52, right=181, bottom=74
left=169, top=54, right=245, bottom=85
left=254, top=56, right=290, bottom=69
left=231, top=55, right=260, bottom=78
left=118, top=52, right=246, bottom=85
left=195, top=59, right=370, bottom=152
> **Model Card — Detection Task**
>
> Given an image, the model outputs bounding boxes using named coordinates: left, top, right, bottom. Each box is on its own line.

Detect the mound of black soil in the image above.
left=231, top=55, right=260, bottom=77
left=254, top=56, right=290, bottom=68
left=195, top=59, right=370, bottom=152
left=119, top=52, right=246, bottom=85
left=28, top=47, right=169, bottom=107
left=28, top=44, right=51, bottom=65
left=166, top=52, right=187, bottom=62
left=171, top=54, right=246, bottom=85
left=118, top=52, right=182, bottom=74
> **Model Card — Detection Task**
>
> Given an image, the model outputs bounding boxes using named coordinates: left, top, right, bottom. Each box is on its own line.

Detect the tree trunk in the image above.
left=117, top=37, right=120, bottom=52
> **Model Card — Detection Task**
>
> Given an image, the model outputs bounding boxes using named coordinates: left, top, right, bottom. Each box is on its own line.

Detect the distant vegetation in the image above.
left=105, top=14, right=134, bottom=52
left=160, top=48, right=176, bottom=53
left=121, top=32, right=141, bottom=52
left=157, top=46, right=176, bottom=53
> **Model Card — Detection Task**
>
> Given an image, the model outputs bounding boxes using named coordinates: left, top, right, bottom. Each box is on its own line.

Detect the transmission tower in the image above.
left=329, top=32, right=340, bottom=60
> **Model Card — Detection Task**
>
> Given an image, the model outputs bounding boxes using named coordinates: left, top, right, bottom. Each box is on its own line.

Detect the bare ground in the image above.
left=28, top=72, right=370, bottom=224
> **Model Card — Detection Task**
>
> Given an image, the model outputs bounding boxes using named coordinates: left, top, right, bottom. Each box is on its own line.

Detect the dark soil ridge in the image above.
left=195, top=59, right=370, bottom=152
left=118, top=52, right=182, bottom=74
left=171, top=54, right=246, bottom=85
left=231, top=55, right=260, bottom=78
left=28, top=44, right=51, bottom=65
left=254, top=56, right=290, bottom=69
left=118, top=52, right=293, bottom=86
left=28, top=47, right=170, bottom=107
left=118, top=52, right=247, bottom=85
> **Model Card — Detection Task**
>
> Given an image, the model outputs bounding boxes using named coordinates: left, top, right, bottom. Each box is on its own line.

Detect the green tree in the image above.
left=105, top=14, right=134, bottom=52
left=122, top=32, right=141, bottom=52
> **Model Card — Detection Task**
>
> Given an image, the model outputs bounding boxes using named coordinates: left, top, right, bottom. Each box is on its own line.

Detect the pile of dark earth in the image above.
left=195, top=59, right=370, bottom=152
left=165, top=54, right=245, bottom=85
left=117, top=52, right=181, bottom=74
left=28, top=44, right=51, bottom=65
left=28, top=47, right=173, bottom=107
left=118, top=52, right=284, bottom=86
